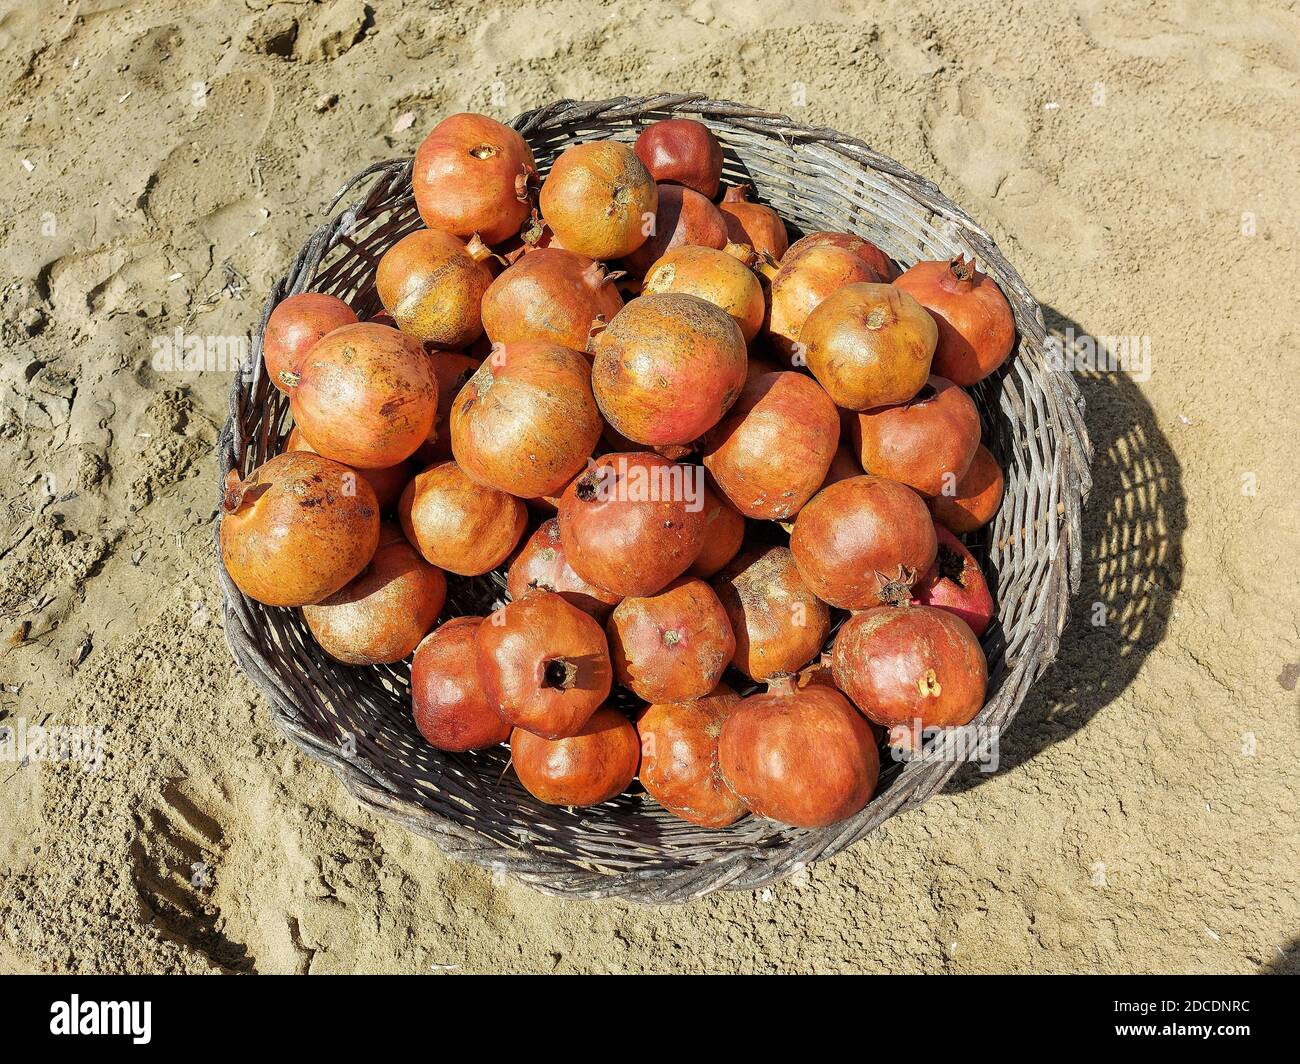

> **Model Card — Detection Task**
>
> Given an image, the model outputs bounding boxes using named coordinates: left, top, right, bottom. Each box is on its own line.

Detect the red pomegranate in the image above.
left=789, top=475, right=937, bottom=609
left=633, top=119, right=724, bottom=198
left=283, top=322, right=437, bottom=469
left=801, top=282, right=936, bottom=410
left=717, top=678, right=879, bottom=828
left=220, top=452, right=379, bottom=608
left=912, top=527, right=994, bottom=637
left=851, top=375, right=981, bottom=497
left=507, top=518, right=622, bottom=621
left=476, top=591, right=612, bottom=739
left=606, top=578, right=735, bottom=704
left=556, top=453, right=707, bottom=597
left=831, top=603, right=988, bottom=742
left=621, top=183, right=729, bottom=277
left=894, top=255, right=1015, bottom=386
left=264, top=293, right=357, bottom=393
left=411, top=617, right=512, bottom=752
left=637, top=685, right=746, bottom=827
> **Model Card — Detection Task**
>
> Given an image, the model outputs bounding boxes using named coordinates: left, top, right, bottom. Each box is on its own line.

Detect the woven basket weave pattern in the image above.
left=216, top=94, right=1091, bottom=903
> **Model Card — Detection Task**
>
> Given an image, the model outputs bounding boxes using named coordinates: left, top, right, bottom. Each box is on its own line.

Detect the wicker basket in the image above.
left=216, top=94, right=1091, bottom=903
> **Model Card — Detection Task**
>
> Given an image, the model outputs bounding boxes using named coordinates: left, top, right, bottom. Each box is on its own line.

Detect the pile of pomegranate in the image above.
left=221, top=113, right=1015, bottom=830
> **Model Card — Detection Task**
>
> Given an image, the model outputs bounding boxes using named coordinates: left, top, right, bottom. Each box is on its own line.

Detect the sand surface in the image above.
left=0, top=0, right=1297, bottom=974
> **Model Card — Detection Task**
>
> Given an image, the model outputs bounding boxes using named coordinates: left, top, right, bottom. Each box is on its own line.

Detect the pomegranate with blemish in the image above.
left=282, top=322, right=437, bottom=469
left=718, top=678, right=879, bottom=828
left=375, top=229, right=494, bottom=349
left=220, top=452, right=379, bottom=608
left=606, top=578, right=735, bottom=704
left=302, top=524, right=446, bottom=665
left=398, top=461, right=526, bottom=576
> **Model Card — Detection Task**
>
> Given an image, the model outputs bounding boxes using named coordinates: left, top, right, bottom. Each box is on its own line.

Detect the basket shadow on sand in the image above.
left=951, top=306, right=1186, bottom=792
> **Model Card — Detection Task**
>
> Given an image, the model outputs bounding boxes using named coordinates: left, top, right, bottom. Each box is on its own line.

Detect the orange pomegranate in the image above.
left=481, top=249, right=623, bottom=352
left=641, top=245, right=765, bottom=343
left=539, top=141, right=658, bottom=260
left=412, top=112, right=536, bottom=245
left=302, top=525, right=446, bottom=665
left=801, top=282, right=936, bottom=409
left=765, top=245, right=879, bottom=365
left=450, top=341, right=602, bottom=498
left=220, top=452, right=379, bottom=607
left=375, top=229, right=494, bottom=349
left=282, top=322, right=437, bottom=469
left=398, top=461, right=526, bottom=575
left=263, top=293, right=357, bottom=394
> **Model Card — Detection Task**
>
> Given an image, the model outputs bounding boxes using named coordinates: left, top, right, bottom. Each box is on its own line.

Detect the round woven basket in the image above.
left=216, top=94, right=1092, bottom=903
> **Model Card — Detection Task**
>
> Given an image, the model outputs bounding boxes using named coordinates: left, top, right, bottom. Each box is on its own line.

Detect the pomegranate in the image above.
left=783, top=231, right=897, bottom=282
left=411, top=617, right=512, bottom=752
left=606, top=578, right=735, bottom=704
left=765, top=245, right=879, bottom=365
left=913, top=527, right=994, bottom=637
left=477, top=591, right=612, bottom=739
left=686, top=484, right=745, bottom=578
left=789, top=475, right=937, bottom=609
left=283, top=427, right=410, bottom=512
left=718, top=185, right=788, bottom=262
left=398, top=461, right=526, bottom=575
left=220, top=452, right=379, bottom=607
left=302, top=524, right=446, bottom=665
left=510, top=706, right=640, bottom=806
left=894, top=255, right=1015, bottom=385
left=852, top=375, right=981, bottom=497
left=557, top=453, right=707, bottom=597
left=641, top=245, right=765, bottom=343
left=712, top=546, right=830, bottom=681
left=633, top=119, right=724, bottom=198
left=621, top=183, right=728, bottom=277
left=450, top=341, right=601, bottom=498
left=539, top=141, right=658, bottom=260
left=264, top=293, right=357, bottom=394
left=831, top=604, right=987, bottom=740
left=637, top=685, right=746, bottom=827
left=701, top=371, right=839, bottom=519
left=281, top=322, right=437, bottom=469
left=718, top=678, right=879, bottom=828
left=801, top=282, right=937, bottom=409
left=930, top=443, right=1005, bottom=533
left=415, top=350, right=481, bottom=465
left=375, top=229, right=494, bottom=348
left=591, top=294, right=746, bottom=446
left=412, top=112, right=536, bottom=245
left=481, top=249, right=623, bottom=352
left=507, top=518, right=621, bottom=621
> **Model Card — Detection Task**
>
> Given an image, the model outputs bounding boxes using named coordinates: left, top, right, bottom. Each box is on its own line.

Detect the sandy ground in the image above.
left=0, top=0, right=1297, bottom=974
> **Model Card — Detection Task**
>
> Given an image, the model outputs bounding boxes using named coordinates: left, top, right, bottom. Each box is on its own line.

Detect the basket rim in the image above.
left=216, top=93, right=1092, bottom=903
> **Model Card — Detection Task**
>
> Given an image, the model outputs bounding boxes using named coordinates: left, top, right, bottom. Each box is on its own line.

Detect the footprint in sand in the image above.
left=131, top=778, right=254, bottom=973
left=924, top=80, right=1104, bottom=262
